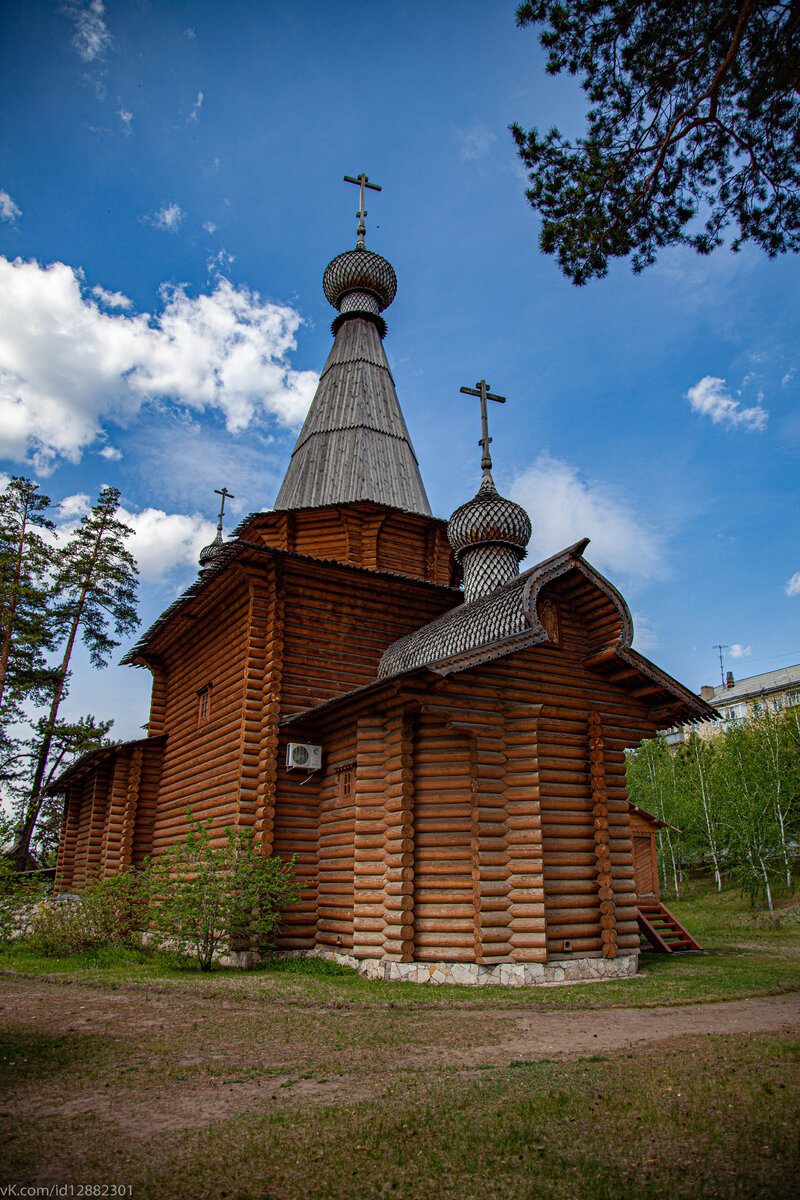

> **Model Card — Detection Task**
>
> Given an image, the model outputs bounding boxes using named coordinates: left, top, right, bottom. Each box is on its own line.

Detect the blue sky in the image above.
left=1, top=0, right=798, bottom=742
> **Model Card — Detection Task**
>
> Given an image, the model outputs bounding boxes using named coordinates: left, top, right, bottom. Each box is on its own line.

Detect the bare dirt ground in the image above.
left=1, top=975, right=798, bottom=1140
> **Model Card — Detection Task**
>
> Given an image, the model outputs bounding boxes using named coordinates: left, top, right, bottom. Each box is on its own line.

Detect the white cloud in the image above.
left=509, top=452, right=668, bottom=581
left=207, top=248, right=235, bottom=276
left=0, top=256, right=319, bottom=472
left=184, top=27, right=196, bottom=40
left=57, top=492, right=91, bottom=519
left=730, top=644, right=752, bottom=659
left=92, top=285, right=132, bottom=309
left=785, top=572, right=800, bottom=597
left=187, top=91, right=204, bottom=122
left=51, top=493, right=215, bottom=583
left=686, top=376, right=768, bottom=431
left=64, top=0, right=112, bottom=62
left=118, top=108, right=133, bottom=134
left=148, top=203, right=184, bottom=233
left=99, top=444, right=122, bottom=460
left=203, top=221, right=218, bottom=235
left=456, top=122, right=497, bottom=161
left=782, top=369, right=796, bottom=387
left=118, top=507, right=216, bottom=582
left=0, top=190, right=21, bottom=225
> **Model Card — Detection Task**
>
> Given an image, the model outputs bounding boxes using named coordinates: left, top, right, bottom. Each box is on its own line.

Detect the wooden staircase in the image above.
left=637, top=901, right=702, bottom=953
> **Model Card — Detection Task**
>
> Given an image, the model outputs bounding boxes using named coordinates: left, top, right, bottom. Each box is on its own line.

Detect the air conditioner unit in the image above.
left=285, top=742, right=322, bottom=771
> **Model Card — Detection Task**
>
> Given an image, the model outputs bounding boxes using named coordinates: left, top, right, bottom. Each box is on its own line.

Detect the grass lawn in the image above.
left=1, top=878, right=798, bottom=1198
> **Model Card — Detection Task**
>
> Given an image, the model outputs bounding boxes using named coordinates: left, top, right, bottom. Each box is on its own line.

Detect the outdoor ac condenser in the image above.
left=285, top=742, right=322, bottom=771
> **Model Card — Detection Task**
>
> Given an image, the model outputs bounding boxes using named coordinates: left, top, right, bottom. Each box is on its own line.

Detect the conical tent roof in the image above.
left=274, top=247, right=432, bottom=516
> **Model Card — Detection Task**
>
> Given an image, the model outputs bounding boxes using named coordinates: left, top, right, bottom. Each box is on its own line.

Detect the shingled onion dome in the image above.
left=198, top=486, right=234, bottom=574
left=448, top=473, right=532, bottom=604
left=322, top=247, right=397, bottom=338
left=198, top=528, right=224, bottom=573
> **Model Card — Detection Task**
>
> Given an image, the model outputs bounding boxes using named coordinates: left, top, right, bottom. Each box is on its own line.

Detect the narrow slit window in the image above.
left=335, top=763, right=355, bottom=805
left=197, top=684, right=212, bottom=725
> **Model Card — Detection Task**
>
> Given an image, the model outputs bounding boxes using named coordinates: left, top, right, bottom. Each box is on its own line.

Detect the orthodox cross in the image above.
left=459, top=379, right=506, bottom=478
left=344, top=172, right=382, bottom=248
left=213, top=486, right=234, bottom=537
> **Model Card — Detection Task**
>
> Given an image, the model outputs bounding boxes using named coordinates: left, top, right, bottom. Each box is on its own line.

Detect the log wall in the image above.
left=412, top=718, right=474, bottom=962
left=276, top=566, right=657, bottom=964
left=53, top=739, right=164, bottom=891
left=241, top=503, right=457, bottom=587
left=148, top=572, right=252, bottom=853
left=278, top=560, right=458, bottom=715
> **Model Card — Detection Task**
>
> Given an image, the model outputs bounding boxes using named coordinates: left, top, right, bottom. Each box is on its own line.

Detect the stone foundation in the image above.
left=281, top=949, right=639, bottom=987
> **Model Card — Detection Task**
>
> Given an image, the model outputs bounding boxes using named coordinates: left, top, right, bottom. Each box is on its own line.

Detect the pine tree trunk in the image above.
left=12, top=512, right=109, bottom=864
left=0, top=497, right=29, bottom=710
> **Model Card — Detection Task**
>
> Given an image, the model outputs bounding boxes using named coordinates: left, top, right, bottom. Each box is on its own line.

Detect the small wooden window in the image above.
left=335, top=762, right=355, bottom=805
left=197, top=684, right=212, bottom=725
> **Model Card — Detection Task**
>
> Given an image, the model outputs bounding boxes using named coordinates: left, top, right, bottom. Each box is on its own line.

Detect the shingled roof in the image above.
left=274, top=252, right=431, bottom=515
left=378, top=539, right=598, bottom=677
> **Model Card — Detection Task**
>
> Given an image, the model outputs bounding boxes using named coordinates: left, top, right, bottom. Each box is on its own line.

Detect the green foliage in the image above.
left=0, top=854, right=47, bottom=944
left=627, top=709, right=800, bottom=906
left=51, top=484, right=138, bottom=670
left=512, top=1, right=800, bottom=283
left=26, top=870, right=148, bottom=957
left=0, top=476, right=58, bottom=717
left=11, top=484, right=138, bottom=865
left=145, top=812, right=301, bottom=971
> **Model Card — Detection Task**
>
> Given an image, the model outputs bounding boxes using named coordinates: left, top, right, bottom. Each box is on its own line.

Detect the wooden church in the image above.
left=52, top=183, right=711, bottom=984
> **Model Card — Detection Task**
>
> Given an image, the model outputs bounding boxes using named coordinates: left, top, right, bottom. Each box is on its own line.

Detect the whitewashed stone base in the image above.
left=278, top=948, right=639, bottom=987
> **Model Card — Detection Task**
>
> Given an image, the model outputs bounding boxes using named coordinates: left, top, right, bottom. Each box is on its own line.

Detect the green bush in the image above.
left=27, top=870, right=148, bottom=957
left=0, top=858, right=47, bottom=945
left=145, top=812, right=301, bottom=971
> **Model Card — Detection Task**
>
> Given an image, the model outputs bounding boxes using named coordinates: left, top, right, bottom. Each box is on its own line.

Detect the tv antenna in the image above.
left=712, top=644, right=728, bottom=687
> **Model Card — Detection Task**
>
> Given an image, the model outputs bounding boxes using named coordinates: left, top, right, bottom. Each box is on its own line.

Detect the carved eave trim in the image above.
left=523, top=540, right=632, bottom=650
left=583, top=642, right=715, bottom=723
left=426, top=629, right=543, bottom=676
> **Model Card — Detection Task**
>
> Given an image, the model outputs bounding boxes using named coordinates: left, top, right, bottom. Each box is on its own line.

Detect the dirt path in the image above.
left=1, top=977, right=798, bottom=1139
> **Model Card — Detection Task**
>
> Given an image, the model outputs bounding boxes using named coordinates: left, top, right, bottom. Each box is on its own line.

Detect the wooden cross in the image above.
left=459, top=379, right=506, bottom=475
left=344, top=172, right=382, bottom=247
left=213, top=486, right=235, bottom=535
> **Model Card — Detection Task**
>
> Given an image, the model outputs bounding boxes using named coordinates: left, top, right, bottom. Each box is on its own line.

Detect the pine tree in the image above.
left=0, top=477, right=58, bottom=718
left=512, top=1, right=800, bottom=283
left=10, top=487, right=138, bottom=866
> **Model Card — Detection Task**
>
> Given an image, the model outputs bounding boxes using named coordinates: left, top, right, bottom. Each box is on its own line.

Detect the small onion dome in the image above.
left=448, top=474, right=532, bottom=562
left=323, top=248, right=397, bottom=313
left=198, top=531, right=223, bottom=573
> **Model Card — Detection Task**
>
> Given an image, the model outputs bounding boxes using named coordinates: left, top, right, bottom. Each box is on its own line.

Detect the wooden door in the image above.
left=633, top=833, right=658, bottom=901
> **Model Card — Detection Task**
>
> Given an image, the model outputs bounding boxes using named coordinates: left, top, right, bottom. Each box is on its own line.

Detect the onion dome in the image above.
left=323, top=248, right=397, bottom=338
left=448, top=474, right=532, bottom=603
left=198, top=529, right=224, bottom=573
left=198, top=487, right=234, bottom=574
